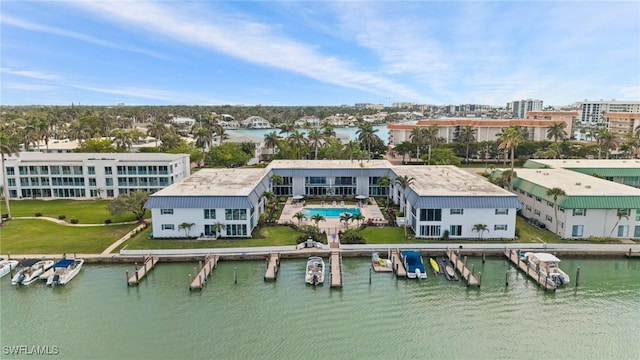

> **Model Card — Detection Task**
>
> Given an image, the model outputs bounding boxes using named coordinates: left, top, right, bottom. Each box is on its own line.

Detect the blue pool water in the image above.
left=303, top=207, right=362, bottom=218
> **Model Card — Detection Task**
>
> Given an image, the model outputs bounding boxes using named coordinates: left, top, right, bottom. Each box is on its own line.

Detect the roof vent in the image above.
left=585, top=185, right=591, bottom=189
left=575, top=182, right=581, bottom=186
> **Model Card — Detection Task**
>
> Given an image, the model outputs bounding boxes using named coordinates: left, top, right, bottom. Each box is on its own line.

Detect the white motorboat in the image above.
left=46, top=259, right=84, bottom=286
left=0, top=258, right=19, bottom=278
left=305, top=256, right=325, bottom=285
left=12, top=260, right=55, bottom=285
left=522, top=252, right=570, bottom=286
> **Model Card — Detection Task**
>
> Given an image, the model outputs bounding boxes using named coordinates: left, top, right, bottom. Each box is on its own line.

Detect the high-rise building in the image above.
left=507, top=99, right=543, bottom=118
left=579, top=100, right=640, bottom=125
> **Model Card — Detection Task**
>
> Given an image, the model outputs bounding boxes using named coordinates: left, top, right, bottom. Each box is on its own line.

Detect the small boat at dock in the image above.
left=401, top=251, right=427, bottom=279
left=372, top=252, right=392, bottom=272
left=305, top=256, right=325, bottom=286
left=522, top=252, right=570, bottom=286
left=438, top=257, right=458, bottom=281
left=46, top=258, right=84, bottom=286
left=12, top=260, right=55, bottom=285
left=0, top=258, right=19, bottom=278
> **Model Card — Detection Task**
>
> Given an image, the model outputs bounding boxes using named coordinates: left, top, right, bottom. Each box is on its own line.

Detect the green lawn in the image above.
left=358, top=227, right=427, bottom=244
left=515, top=216, right=560, bottom=243
left=0, top=199, right=149, bottom=224
left=119, top=225, right=302, bottom=250
left=0, top=219, right=136, bottom=254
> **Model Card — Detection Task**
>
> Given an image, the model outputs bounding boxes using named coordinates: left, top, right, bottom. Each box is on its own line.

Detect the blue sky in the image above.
left=1, top=1, right=639, bottom=106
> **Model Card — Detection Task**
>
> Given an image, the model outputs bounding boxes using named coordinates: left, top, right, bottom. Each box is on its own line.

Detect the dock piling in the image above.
left=471, top=264, right=475, bottom=276
left=505, top=270, right=509, bottom=286
left=234, top=267, right=237, bottom=284
left=369, top=267, right=372, bottom=284
left=126, top=270, right=129, bottom=284
left=463, top=255, right=468, bottom=269
left=575, top=266, right=580, bottom=287
left=482, top=252, right=486, bottom=264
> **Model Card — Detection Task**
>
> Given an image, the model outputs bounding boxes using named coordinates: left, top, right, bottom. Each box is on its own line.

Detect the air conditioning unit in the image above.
left=575, top=182, right=581, bottom=185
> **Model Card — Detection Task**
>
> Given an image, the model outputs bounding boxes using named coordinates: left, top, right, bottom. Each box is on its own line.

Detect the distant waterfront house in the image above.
left=508, top=168, right=640, bottom=239
left=2, top=152, right=190, bottom=199
left=145, top=160, right=521, bottom=239
left=241, top=116, right=271, bottom=129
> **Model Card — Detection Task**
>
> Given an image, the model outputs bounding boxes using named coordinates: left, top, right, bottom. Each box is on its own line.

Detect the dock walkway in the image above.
left=264, top=252, right=280, bottom=281
left=330, top=251, right=342, bottom=288
left=504, top=250, right=556, bottom=291
left=189, top=254, right=219, bottom=290
left=391, top=249, right=407, bottom=277
left=127, top=255, right=159, bottom=286
left=446, top=249, right=480, bottom=287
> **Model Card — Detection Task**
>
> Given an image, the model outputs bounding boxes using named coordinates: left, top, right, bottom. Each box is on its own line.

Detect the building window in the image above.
left=636, top=209, right=640, bottom=222
left=161, top=224, right=174, bottom=230
left=573, top=209, right=586, bottom=216
left=450, top=209, right=463, bottom=215
left=225, top=209, right=247, bottom=220
left=105, top=178, right=113, bottom=186
left=226, top=224, right=247, bottom=236
left=88, top=166, right=95, bottom=175
left=634, top=226, right=640, bottom=238
left=536, top=197, right=542, bottom=202
left=617, top=225, right=629, bottom=237
left=105, top=167, right=113, bottom=175
left=449, top=225, right=462, bottom=236
left=526, top=193, right=533, bottom=198
left=420, top=225, right=441, bottom=237
left=204, top=209, right=216, bottom=219
left=547, top=201, right=554, bottom=207
left=495, top=209, right=508, bottom=215
left=306, top=176, right=326, bottom=185
left=617, top=209, right=630, bottom=217
left=518, top=189, right=524, bottom=194
left=89, top=178, right=97, bottom=186
left=6, top=167, right=15, bottom=176
left=420, top=209, right=442, bottom=221
left=572, top=225, right=584, bottom=237
left=525, top=205, right=532, bottom=211
left=559, top=207, right=565, bottom=213
left=160, top=209, right=174, bottom=215
left=534, top=209, right=541, bottom=216
left=106, top=190, right=114, bottom=197
left=546, top=215, right=553, bottom=222
left=494, top=224, right=508, bottom=231
left=40, top=166, right=49, bottom=174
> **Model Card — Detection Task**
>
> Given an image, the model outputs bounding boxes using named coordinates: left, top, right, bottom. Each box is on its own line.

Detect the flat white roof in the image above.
left=392, top=165, right=515, bottom=196
left=515, top=169, right=640, bottom=196
left=268, top=159, right=393, bottom=169
left=529, top=159, right=640, bottom=168
left=9, top=152, right=187, bottom=162
left=152, top=168, right=269, bottom=196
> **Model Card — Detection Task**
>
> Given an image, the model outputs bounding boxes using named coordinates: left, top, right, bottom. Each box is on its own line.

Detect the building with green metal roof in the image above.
left=524, top=159, right=640, bottom=188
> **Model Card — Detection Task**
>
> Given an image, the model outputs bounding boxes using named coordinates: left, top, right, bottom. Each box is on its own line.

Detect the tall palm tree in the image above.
left=310, top=214, right=326, bottom=228
left=213, top=221, right=225, bottom=238
left=178, top=222, right=195, bottom=237
left=288, top=130, right=307, bottom=159
left=546, top=122, right=567, bottom=143
left=0, top=133, right=20, bottom=220
left=263, top=131, right=280, bottom=157
left=394, top=141, right=414, bottom=164
left=596, top=130, right=617, bottom=159
left=111, top=129, right=133, bottom=152
left=320, top=122, right=336, bottom=139
left=394, top=175, right=415, bottom=237
left=546, top=187, right=566, bottom=236
left=378, top=175, right=391, bottom=208
left=457, top=125, right=476, bottom=163
left=423, top=124, right=441, bottom=148
left=472, top=224, right=489, bottom=239
left=410, top=127, right=426, bottom=160
left=356, top=122, right=379, bottom=160
left=339, top=212, right=353, bottom=228
left=146, top=121, right=166, bottom=146
left=497, top=125, right=526, bottom=170
left=278, top=121, right=295, bottom=137
left=352, top=213, right=365, bottom=227
left=307, top=128, right=324, bottom=160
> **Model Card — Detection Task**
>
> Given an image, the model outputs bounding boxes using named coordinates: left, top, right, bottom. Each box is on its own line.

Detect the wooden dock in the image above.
left=127, top=255, right=159, bottom=286
left=264, top=252, right=280, bottom=281
left=391, top=249, right=407, bottom=277
left=446, top=249, right=480, bottom=287
left=626, top=248, right=640, bottom=258
left=189, top=254, right=219, bottom=290
left=330, top=251, right=342, bottom=288
left=504, top=250, right=556, bottom=291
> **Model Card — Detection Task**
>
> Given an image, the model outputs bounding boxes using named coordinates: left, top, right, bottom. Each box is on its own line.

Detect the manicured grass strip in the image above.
left=1, top=199, right=149, bottom=224
left=358, top=227, right=426, bottom=244
left=515, top=216, right=559, bottom=243
left=121, top=226, right=302, bottom=250
left=0, top=219, right=136, bottom=254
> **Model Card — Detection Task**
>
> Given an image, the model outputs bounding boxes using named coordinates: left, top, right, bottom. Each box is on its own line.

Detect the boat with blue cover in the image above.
left=401, top=251, right=427, bottom=279
left=46, top=258, right=84, bottom=286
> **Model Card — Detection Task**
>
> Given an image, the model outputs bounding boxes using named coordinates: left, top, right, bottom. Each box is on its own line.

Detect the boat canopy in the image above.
left=532, top=253, right=561, bottom=263
left=53, top=259, right=75, bottom=268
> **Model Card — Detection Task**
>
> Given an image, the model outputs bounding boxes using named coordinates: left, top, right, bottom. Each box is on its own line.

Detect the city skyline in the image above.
left=1, top=1, right=639, bottom=106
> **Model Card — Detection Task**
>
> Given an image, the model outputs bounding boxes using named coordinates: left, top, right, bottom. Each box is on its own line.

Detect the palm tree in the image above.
left=546, top=187, right=566, bottom=236
left=472, top=224, right=489, bottom=239
left=320, top=122, right=336, bottom=139
left=307, top=128, right=324, bottom=160
left=193, top=127, right=212, bottom=166
left=356, top=122, right=379, bottom=160
left=378, top=175, right=391, bottom=208
left=310, top=214, right=326, bottom=228
left=393, top=141, right=414, bottom=164
left=339, top=212, right=353, bottom=228
left=293, top=211, right=306, bottom=227
left=178, top=222, right=195, bottom=238
left=288, top=130, right=307, bottom=159
left=457, top=125, right=476, bottom=163
left=596, top=130, right=617, bottom=159
left=0, top=133, right=20, bottom=221
left=497, top=125, right=526, bottom=170
left=546, top=122, right=567, bottom=143
left=352, top=213, right=365, bottom=227
left=146, top=121, right=166, bottom=146
left=213, top=222, right=225, bottom=238
left=410, top=127, right=426, bottom=160
left=394, top=175, right=415, bottom=237
left=263, top=131, right=280, bottom=157
left=278, top=121, right=295, bottom=137
left=111, top=129, right=133, bottom=151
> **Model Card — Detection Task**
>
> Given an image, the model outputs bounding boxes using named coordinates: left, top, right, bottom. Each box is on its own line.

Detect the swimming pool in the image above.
left=303, top=208, right=362, bottom=218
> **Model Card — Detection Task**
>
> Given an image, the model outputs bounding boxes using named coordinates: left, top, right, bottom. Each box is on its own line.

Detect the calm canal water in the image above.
left=1, top=257, right=639, bottom=359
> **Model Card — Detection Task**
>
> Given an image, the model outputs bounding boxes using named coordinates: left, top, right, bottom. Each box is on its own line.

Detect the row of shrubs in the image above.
left=33, top=213, right=116, bottom=224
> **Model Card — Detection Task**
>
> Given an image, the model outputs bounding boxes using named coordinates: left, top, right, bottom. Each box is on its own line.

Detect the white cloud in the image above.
left=70, top=1, right=422, bottom=101
left=1, top=67, right=61, bottom=80
left=3, top=83, right=56, bottom=91
left=66, top=84, right=224, bottom=105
